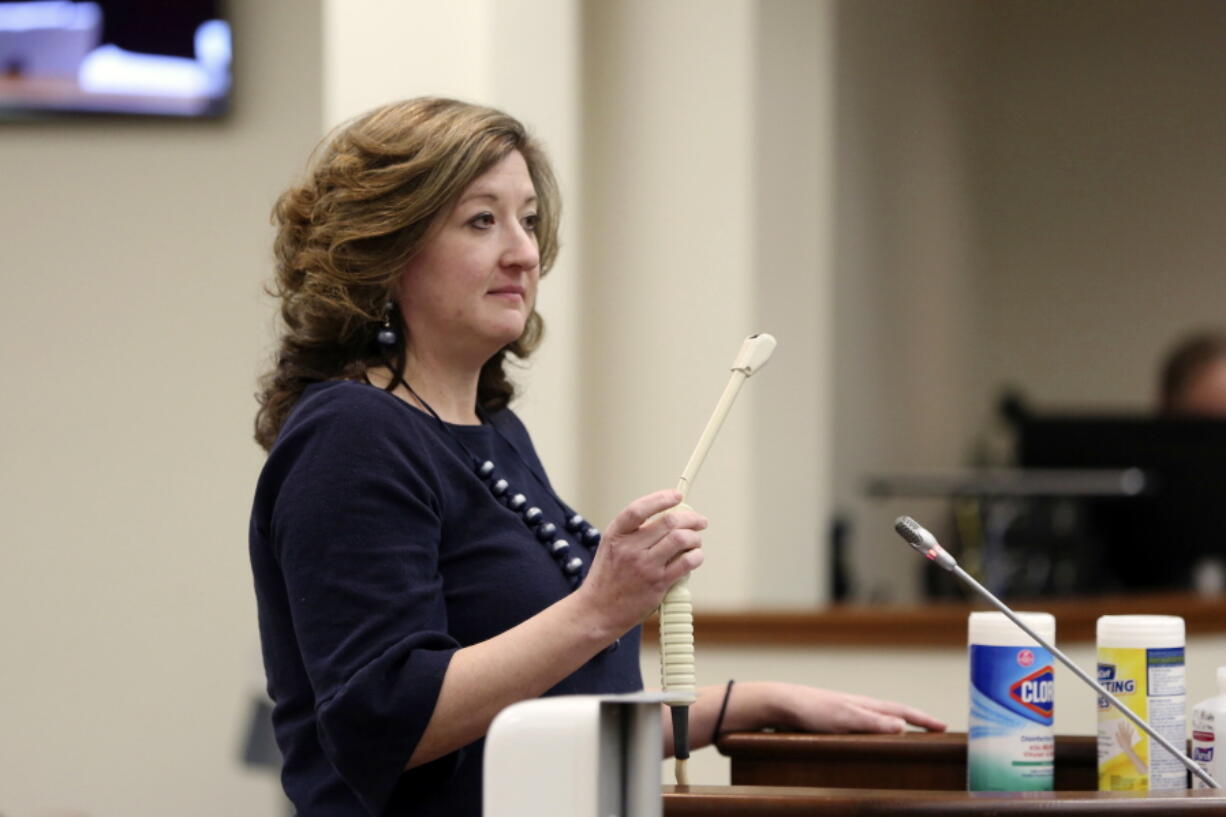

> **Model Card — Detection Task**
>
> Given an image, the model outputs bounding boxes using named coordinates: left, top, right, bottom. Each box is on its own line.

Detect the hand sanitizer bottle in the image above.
left=1191, top=667, right=1226, bottom=789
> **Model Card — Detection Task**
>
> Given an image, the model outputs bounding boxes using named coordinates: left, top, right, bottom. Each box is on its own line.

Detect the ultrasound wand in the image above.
left=662, top=333, right=776, bottom=785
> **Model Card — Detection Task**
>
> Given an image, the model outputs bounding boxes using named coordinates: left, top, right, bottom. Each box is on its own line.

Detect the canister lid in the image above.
left=1097, top=615, right=1184, bottom=648
left=968, top=611, right=1055, bottom=647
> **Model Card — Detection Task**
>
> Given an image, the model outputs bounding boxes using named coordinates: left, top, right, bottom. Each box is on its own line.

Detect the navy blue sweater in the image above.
left=249, top=381, right=642, bottom=816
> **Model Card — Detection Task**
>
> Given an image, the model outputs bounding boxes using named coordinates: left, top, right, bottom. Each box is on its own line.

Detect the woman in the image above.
left=250, top=97, right=943, bottom=817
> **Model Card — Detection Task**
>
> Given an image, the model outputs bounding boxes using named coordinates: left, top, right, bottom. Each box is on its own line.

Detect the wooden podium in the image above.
left=662, top=732, right=1226, bottom=815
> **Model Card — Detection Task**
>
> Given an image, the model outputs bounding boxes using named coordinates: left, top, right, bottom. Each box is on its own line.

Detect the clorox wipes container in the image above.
left=1097, top=615, right=1186, bottom=791
left=968, top=611, right=1056, bottom=791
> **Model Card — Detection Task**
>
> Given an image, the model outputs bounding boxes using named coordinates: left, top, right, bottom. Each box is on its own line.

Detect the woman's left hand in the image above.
left=772, top=682, right=948, bottom=734
left=663, top=680, right=946, bottom=757
left=722, top=681, right=946, bottom=736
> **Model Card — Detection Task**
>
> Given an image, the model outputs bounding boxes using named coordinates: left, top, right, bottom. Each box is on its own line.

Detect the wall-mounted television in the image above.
left=0, top=0, right=230, bottom=119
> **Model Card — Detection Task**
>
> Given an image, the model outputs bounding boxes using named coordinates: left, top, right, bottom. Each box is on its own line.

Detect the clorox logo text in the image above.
left=1009, top=666, right=1055, bottom=718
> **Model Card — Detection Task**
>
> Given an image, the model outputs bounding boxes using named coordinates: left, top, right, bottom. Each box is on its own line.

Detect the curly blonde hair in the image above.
left=254, top=98, right=560, bottom=451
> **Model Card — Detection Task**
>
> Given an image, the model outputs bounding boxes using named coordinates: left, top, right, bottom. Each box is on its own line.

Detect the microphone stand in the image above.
left=895, top=516, right=1219, bottom=790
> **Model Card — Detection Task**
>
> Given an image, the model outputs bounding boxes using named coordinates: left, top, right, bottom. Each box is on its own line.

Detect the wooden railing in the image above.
left=643, top=592, right=1226, bottom=647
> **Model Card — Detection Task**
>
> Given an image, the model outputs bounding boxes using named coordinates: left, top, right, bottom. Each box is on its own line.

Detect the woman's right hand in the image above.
left=576, top=490, right=707, bottom=635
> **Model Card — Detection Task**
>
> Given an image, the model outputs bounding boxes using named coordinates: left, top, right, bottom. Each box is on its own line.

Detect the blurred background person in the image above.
left=1159, top=331, right=1226, bottom=417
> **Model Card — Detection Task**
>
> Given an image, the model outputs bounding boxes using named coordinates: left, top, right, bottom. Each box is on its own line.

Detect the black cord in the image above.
left=712, top=679, right=735, bottom=743
left=671, top=705, right=690, bottom=761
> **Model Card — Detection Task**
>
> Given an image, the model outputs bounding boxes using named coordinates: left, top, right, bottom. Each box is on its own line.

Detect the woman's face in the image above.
left=397, top=150, right=540, bottom=365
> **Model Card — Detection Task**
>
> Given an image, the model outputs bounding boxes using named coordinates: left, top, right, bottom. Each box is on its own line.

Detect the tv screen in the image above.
left=1018, top=414, right=1226, bottom=590
left=0, top=0, right=230, bottom=118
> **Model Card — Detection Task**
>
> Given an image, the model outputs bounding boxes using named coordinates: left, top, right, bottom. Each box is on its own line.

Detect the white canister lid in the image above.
left=1096, top=615, right=1185, bottom=648
left=968, top=611, right=1055, bottom=647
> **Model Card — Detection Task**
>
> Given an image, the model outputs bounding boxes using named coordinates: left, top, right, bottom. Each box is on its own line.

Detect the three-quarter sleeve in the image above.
left=267, top=390, right=459, bottom=814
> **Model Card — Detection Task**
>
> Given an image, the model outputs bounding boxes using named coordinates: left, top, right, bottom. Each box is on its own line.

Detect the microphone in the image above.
left=893, top=515, right=1219, bottom=790
left=894, top=516, right=957, bottom=571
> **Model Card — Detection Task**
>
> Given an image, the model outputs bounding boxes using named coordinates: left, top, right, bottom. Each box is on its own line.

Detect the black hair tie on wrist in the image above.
left=712, top=679, right=735, bottom=744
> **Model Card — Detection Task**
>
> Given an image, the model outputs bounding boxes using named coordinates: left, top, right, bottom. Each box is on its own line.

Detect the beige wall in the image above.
left=832, top=0, right=1226, bottom=601
left=0, top=3, right=321, bottom=815
left=580, top=0, right=761, bottom=609
left=976, top=0, right=1226, bottom=409
left=832, top=0, right=986, bottom=601
left=581, top=0, right=832, bottom=608
left=752, top=0, right=834, bottom=605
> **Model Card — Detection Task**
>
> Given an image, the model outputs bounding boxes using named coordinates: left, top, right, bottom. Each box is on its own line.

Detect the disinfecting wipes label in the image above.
left=1097, top=646, right=1186, bottom=791
left=969, top=645, right=1055, bottom=791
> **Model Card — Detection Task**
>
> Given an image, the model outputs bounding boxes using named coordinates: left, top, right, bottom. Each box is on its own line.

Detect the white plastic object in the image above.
left=1097, top=614, right=1186, bottom=648
left=658, top=574, right=695, bottom=704
left=484, top=692, right=665, bottom=817
left=675, top=333, right=777, bottom=498
left=1191, top=667, right=1226, bottom=790
left=730, top=333, right=777, bottom=376
left=969, top=610, right=1056, bottom=646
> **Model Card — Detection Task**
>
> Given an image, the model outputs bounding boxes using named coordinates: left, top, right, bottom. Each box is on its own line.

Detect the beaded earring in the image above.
left=376, top=301, right=398, bottom=347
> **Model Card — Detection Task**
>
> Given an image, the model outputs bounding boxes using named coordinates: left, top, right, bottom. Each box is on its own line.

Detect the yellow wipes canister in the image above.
left=1096, top=615, right=1186, bottom=791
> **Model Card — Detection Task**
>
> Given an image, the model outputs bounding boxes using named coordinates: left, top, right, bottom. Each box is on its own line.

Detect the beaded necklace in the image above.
left=400, top=379, right=602, bottom=590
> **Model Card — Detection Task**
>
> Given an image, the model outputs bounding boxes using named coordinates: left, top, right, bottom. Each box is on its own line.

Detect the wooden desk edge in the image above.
left=715, top=730, right=1095, bottom=760
left=663, top=784, right=1226, bottom=815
